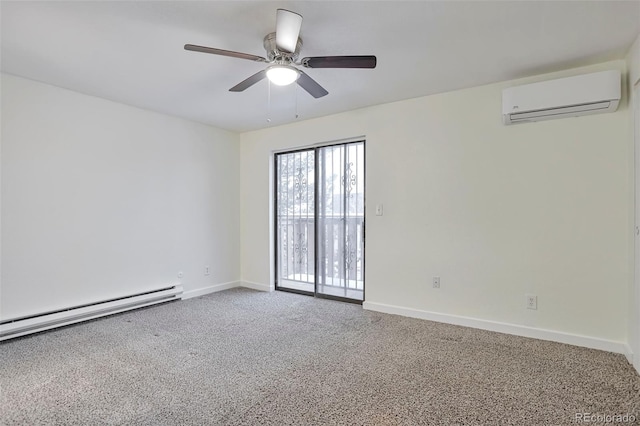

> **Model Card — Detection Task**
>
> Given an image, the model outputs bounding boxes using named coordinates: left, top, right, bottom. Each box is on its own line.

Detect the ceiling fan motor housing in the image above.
left=263, top=32, right=303, bottom=63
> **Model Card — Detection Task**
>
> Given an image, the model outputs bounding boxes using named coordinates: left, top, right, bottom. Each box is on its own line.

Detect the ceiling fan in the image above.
left=184, top=9, right=377, bottom=99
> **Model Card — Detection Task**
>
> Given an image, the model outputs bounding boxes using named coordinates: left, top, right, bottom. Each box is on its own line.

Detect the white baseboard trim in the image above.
left=363, top=301, right=629, bottom=356
left=181, top=281, right=240, bottom=300
left=240, top=281, right=273, bottom=292
left=623, top=344, right=634, bottom=365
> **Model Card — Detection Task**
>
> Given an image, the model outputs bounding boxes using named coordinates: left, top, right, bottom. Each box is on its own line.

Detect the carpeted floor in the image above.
left=1, top=288, right=639, bottom=425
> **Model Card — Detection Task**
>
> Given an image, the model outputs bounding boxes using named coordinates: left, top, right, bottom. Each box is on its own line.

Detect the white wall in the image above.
left=241, top=60, right=630, bottom=352
left=629, top=35, right=640, bottom=89
left=627, top=33, right=640, bottom=371
left=1, top=74, right=240, bottom=320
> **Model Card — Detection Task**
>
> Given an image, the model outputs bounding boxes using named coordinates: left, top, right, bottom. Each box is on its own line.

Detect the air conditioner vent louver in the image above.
left=502, top=70, right=620, bottom=125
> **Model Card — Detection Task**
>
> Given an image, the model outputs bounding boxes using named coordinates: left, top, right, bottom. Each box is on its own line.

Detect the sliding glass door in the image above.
left=275, top=142, right=365, bottom=303
left=275, top=149, right=315, bottom=294
left=316, top=143, right=364, bottom=300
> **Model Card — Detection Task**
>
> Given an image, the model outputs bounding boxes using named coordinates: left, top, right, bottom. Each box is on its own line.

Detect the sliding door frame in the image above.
left=273, top=141, right=366, bottom=305
left=273, top=147, right=316, bottom=298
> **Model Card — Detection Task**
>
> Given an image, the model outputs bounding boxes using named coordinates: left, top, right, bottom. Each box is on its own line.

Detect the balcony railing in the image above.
left=277, top=215, right=364, bottom=291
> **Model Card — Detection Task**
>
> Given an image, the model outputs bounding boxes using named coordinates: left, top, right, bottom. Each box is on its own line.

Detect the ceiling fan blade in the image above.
left=297, top=71, right=328, bottom=98
left=275, top=9, right=302, bottom=53
left=301, top=56, right=377, bottom=69
left=184, top=44, right=266, bottom=62
left=229, top=70, right=267, bottom=92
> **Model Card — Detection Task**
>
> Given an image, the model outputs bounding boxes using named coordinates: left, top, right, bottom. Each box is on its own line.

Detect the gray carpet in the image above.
left=1, top=288, right=639, bottom=425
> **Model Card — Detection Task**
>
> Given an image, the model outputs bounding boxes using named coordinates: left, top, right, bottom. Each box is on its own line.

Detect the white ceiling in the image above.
left=2, top=1, right=639, bottom=132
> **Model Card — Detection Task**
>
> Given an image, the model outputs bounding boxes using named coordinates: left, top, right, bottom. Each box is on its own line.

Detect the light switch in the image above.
left=376, top=204, right=383, bottom=216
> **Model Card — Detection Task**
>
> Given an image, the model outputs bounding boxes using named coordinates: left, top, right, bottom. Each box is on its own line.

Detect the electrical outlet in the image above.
left=204, top=266, right=210, bottom=276
left=526, top=294, right=537, bottom=310
left=433, top=277, right=440, bottom=289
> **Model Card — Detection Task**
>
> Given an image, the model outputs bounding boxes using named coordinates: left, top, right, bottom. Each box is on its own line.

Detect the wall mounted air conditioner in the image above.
left=502, top=70, right=621, bottom=125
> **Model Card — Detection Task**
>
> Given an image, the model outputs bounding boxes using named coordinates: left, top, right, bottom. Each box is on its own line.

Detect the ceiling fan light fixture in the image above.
left=266, top=65, right=300, bottom=86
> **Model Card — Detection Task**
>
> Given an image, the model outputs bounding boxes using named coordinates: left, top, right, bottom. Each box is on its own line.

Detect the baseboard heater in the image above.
left=0, top=285, right=183, bottom=341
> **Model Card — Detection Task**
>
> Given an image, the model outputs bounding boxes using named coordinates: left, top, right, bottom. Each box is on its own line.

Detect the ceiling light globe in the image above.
left=266, top=66, right=300, bottom=86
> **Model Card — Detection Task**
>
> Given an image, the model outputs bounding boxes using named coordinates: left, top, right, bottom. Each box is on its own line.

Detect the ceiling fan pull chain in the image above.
left=295, top=83, right=299, bottom=119
left=267, top=80, right=272, bottom=123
